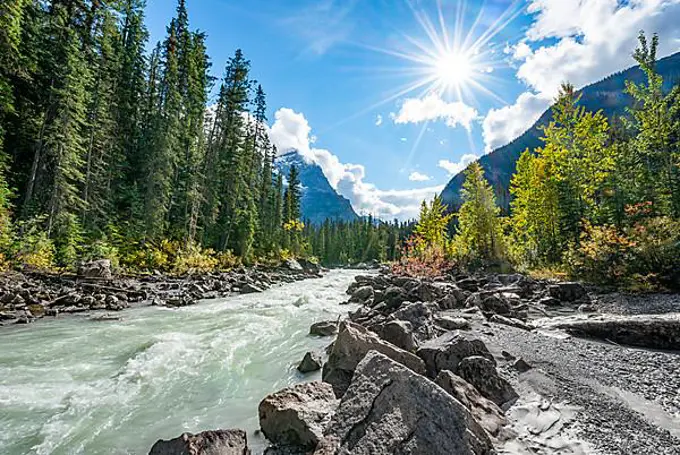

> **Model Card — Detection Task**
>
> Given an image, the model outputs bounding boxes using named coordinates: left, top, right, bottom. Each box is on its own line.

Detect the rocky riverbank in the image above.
left=0, top=258, right=323, bottom=326
left=148, top=270, right=680, bottom=455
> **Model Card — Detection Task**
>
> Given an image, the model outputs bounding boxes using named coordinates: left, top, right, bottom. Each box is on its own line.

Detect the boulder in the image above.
left=512, top=358, right=532, bottom=373
left=149, top=429, right=250, bottom=455
left=350, top=285, right=374, bottom=304
left=259, top=381, right=338, bottom=451
left=310, top=321, right=338, bottom=337
left=437, top=287, right=467, bottom=309
left=457, top=278, right=480, bottom=292
left=240, top=283, right=264, bottom=294
left=489, top=314, right=531, bottom=331
left=457, top=356, right=518, bottom=408
left=435, top=370, right=508, bottom=438
left=546, top=313, right=680, bottom=350
left=416, top=331, right=494, bottom=378
left=298, top=351, right=323, bottom=373
left=77, top=259, right=113, bottom=280
left=548, top=282, right=588, bottom=302
left=388, top=302, right=437, bottom=340
left=315, top=351, right=495, bottom=455
left=382, top=286, right=407, bottom=310
left=322, top=321, right=426, bottom=397
left=435, top=316, right=470, bottom=331
left=379, top=320, right=418, bottom=352
left=285, top=259, right=304, bottom=272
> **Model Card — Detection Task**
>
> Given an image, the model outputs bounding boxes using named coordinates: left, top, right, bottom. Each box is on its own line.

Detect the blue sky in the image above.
left=145, top=0, right=680, bottom=220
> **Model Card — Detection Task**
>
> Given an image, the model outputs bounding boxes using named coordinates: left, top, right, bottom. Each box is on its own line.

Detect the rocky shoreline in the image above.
left=0, top=258, right=323, bottom=326
left=75, top=267, right=680, bottom=454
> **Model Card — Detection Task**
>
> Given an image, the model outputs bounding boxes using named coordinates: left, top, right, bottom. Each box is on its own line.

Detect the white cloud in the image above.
left=375, top=114, right=383, bottom=126
left=483, top=0, right=680, bottom=153
left=482, top=92, right=552, bottom=153
left=408, top=171, right=431, bottom=182
left=269, top=107, right=438, bottom=220
left=393, top=94, right=479, bottom=131
left=438, top=154, right=479, bottom=176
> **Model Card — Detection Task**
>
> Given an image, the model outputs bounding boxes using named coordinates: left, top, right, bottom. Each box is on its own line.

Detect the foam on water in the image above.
left=0, top=269, right=359, bottom=455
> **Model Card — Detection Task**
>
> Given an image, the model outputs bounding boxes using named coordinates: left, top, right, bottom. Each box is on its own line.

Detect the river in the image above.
left=0, top=269, right=359, bottom=455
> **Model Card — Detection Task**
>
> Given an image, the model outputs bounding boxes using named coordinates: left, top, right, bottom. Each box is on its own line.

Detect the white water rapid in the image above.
left=0, top=269, right=359, bottom=455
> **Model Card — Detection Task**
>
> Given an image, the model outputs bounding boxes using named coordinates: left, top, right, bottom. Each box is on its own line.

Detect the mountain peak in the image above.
left=275, top=151, right=358, bottom=224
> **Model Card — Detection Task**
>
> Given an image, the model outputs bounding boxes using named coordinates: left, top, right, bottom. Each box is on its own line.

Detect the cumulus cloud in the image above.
left=269, top=107, right=439, bottom=220
left=375, top=114, right=383, bottom=126
left=438, top=154, right=479, bottom=176
left=482, top=92, right=552, bottom=152
left=393, top=94, right=479, bottom=131
left=483, top=0, right=680, bottom=153
left=408, top=171, right=431, bottom=182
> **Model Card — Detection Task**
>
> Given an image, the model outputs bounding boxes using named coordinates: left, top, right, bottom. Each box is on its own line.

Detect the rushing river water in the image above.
left=0, top=269, right=359, bottom=455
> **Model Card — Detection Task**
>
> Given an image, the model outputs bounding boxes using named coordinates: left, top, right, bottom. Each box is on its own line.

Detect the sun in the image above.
left=433, top=51, right=473, bottom=89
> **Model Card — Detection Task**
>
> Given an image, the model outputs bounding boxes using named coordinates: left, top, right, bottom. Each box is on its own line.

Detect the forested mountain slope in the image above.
left=440, top=51, right=680, bottom=211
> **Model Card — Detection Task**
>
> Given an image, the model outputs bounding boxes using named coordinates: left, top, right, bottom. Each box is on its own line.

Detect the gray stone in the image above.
left=298, top=351, right=323, bottom=373
left=285, top=259, right=304, bottom=271
left=379, top=320, right=418, bottom=351
left=322, top=321, right=426, bottom=397
left=259, top=381, right=338, bottom=451
left=148, top=429, right=251, bottom=455
left=315, top=351, right=495, bottom=455
left=77, top=259, right=113, bottom=280
left=435, top=316, right=470, bottom=331
left=350, top=285, right=374, bottom=304
left=548, top=282, right=588, bottom=302
left=310, top=321, right=338, bottom=337
left=435, top=370, right=508, bottom=438
left=416, top=331, right=494, bottom=378
left=457, top=356, right=518, bottom=408
left=489, top=314, right=531, bottom=331
left=382, top=286, right=407, bottom=309
left=547, top=313, right=680, bottom=350
left=512, top=358, right=532, bottom=373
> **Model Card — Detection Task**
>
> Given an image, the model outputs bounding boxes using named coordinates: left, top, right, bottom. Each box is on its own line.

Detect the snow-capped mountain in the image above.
left=275, top=150, right=358, bottom=224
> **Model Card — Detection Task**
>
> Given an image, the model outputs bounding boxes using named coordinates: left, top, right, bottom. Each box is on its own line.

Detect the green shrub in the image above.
left=566, top=217, right=680, bottom=289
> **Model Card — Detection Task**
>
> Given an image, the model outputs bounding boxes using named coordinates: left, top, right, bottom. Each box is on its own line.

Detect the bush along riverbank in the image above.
left=148, top=269, right=680, bottom=455
left=0, top=258, right=323, bottom=326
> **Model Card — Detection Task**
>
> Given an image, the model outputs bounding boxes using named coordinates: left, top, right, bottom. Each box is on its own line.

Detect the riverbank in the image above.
left=0, top=258, right=324, bottom=326
left=227, top=270, right=680, bottom=455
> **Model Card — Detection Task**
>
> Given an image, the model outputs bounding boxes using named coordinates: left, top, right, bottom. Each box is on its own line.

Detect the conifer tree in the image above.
left=456, top=162, right=503, bottom=260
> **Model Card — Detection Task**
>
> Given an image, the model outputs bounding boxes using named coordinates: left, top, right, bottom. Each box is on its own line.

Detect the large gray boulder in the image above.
left=322, top=321, right=426, bottom=397
left=350, top=285, right=374, bottom=304
left=542, top=313, right=680, bottom=350
left=77, top=259, right=112, bottom=280
left=382, top=286, right=407, bottom=310
left=548, top=282, right=588, bottom=302
left=435, top=370, right=508, bottom=439
left=379, top=320, right=418, bottom=352
left=149, top=429, right=250, bottom=455
left=416, top=331, right=494, bottom=378
left=298, top=351, right=323, bottom=373
left=314, top=351, right=496, bottom=455
left=259, top=382, right=338, bottom=451
left=457, top=356, right=518, bottom=408
left=310, top=321, right=338, bottom=337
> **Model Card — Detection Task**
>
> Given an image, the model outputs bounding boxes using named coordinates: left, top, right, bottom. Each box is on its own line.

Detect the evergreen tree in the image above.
left=455, top=162, right=503, bottom=260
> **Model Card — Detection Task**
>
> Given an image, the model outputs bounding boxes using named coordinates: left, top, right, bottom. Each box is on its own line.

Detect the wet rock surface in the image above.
left=148, top=429, right=251, bottom=455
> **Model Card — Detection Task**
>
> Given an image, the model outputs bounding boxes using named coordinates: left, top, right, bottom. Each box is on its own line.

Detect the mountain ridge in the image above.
left=440, top=51, right=680, bottom=211
left=275, top=150, right=359, bottom=224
